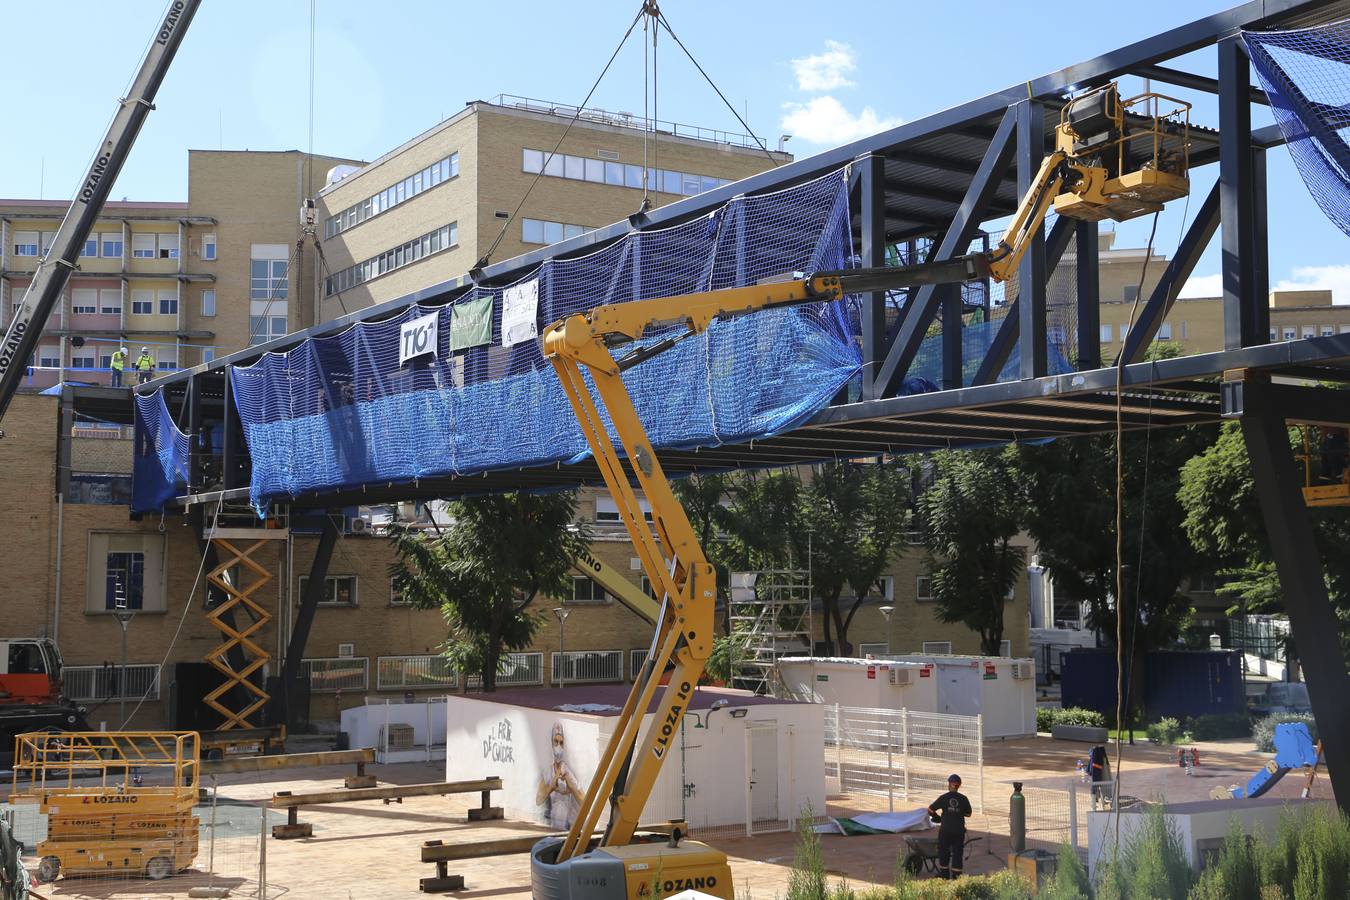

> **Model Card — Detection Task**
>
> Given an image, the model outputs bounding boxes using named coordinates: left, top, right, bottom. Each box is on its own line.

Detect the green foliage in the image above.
left=1146, top=717, right=1184, bottom=745
left=787, top=804, right=827, bottom=900
left=723, top=470, right=808, bottom=571
left=1039, top=844, right=1093, bottom=900
left=919, top=448, right=1025, bottom=656
left=804, top=459, right=913, bottom=654
left=705, top=631, right=749, bottom=684
left=388, top=491, right=588, bottom=690
left=1038, top=707, right=1107, bottom=733
left=1113, top=804, right=1194, bottom=900
left=1191, top=818, right=1261, bottom=900
left=1252, top=714, right=1318, bottom=753
left=1186, top=713, right=1253, bottom=742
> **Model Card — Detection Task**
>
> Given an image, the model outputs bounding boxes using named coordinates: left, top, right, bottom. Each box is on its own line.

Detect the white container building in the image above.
left=887, top=654, right=1037, bottom=738
left=775, top=657, right=939, bottom=713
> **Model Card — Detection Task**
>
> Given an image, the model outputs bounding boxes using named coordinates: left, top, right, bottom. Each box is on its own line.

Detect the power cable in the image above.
left=653, top=10, right=779, bottom=166
left=474, top=4, right=648, bottom=272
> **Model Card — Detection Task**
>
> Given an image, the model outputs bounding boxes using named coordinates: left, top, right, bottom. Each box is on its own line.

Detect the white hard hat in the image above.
left=142, top=347, right=149, bottom=352
left=120, top=347, right=128, bottom=354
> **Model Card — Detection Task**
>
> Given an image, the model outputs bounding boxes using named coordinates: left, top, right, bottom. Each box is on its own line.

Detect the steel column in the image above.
left=221, top=370, right=243, bottom=492
left=1219, top=38, right=1264, bottom=350
left=280, top=514, right=340, bottom=692
left=874, top=106, right=1018, bottom=397
left=858, top=155, right=888, bottom=400
left=1235, top=381, right=1350, bottom=814
left=942, top=289, right=963, bottom=390
left=1121, top=181, right=1222, bottom=364
left=1075, top=222, right=1101, bottom=370
left=1017, top=100, right=1048, bottom=379
left=1252, top=147, right=1270, bottom=334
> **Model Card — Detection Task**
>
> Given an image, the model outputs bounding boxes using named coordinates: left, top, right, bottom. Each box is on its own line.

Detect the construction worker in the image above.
left=135, top=347, right=155, bottom=384
left=110, top=346, right=128, bottom=387
left=927, top=773, right=973, bottom=880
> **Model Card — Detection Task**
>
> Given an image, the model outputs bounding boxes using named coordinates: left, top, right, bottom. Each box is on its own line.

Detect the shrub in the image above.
left=1186, top=713, right=1252, bottom=742
left=1252, top=714, right=1317, bottom=753
left=1146, top=717, right=1185, bottom=745
left=787, top=804, right=827, bottom=900
left=1190, top=817, right=1261, bottom=900
left=1038, top=844, right=1093, bottom=900
left=1038, top=706, right=1108, bottom=733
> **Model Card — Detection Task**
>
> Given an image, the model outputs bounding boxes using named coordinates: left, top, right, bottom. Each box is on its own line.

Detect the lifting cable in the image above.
left=474, top=4, right=649, bottom=273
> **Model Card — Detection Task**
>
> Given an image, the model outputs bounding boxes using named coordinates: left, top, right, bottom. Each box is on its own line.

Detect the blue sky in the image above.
left=2, top=0, right=1346, bottom=300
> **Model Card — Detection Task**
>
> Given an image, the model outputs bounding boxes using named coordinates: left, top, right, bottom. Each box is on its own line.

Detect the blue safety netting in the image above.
left=132, top=391, right=190, bottom=513
left=1245, top=20, right=1350, bottom=238
left=229, top=169, right=860, bottom=509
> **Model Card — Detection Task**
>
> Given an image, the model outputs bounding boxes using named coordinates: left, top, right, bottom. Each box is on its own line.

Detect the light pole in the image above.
left=113, top=585, right=135, bottom=726
left=878, top=605, right=895, bottom=656
left=553, top=607, right=570, bottom=689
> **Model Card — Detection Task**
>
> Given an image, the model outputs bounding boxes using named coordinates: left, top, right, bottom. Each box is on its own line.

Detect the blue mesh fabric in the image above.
left=1245, top=20, right=1350, bottom=238
left=132, top=391, right=189, bottom=513
left=228, top=169, right=860, bottom=509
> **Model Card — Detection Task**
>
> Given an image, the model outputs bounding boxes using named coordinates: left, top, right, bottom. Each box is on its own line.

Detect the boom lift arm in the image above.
left=0, top=0, right=201, bottom=427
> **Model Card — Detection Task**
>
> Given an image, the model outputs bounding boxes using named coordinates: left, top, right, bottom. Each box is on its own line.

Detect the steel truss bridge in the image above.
left=121, top=0, right=1350, bottom=807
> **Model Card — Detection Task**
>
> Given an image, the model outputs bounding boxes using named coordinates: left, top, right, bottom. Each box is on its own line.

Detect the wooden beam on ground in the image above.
left=271, top=776, right=503, bottom=839
left=201, top=747, right=374, bottom=775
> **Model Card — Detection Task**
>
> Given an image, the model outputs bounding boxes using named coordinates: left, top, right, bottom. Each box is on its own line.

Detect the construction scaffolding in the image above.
left=729, top=570, right=812, bottom=696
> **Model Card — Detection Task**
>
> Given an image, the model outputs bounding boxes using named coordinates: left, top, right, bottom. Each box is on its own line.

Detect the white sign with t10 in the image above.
left=400, top=312, right=439, bottom=365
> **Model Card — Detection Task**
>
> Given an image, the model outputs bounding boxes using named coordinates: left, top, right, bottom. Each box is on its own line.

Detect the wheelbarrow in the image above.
left=901, top=834, right=983, bottom=876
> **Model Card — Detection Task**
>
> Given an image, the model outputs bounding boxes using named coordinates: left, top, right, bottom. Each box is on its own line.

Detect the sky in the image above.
left=2, top=0, right=1347, bottom=302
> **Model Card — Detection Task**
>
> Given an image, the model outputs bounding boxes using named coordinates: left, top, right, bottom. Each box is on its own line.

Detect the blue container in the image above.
left=1059, top=649, right=1244, bottom=720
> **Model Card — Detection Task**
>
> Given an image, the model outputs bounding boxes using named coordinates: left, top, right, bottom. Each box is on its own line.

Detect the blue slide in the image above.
left=1213, top=723, right=1319, bottom=800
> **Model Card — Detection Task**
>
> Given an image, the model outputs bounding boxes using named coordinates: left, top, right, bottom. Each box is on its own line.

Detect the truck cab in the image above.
left=0, top=638, right=63, bottom=704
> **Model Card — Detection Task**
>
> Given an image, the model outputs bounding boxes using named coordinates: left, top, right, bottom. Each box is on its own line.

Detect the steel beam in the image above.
left=859, top=155, right=888, bottom=401
left=1233, top=379, right=1350, bottom=814
left=1133, top=63, right=1270, bottom=105
left=1219, top=37, right=1266, bottom=350
left=1017, top=100, right=1049, bottom=379
left=971, top=216, right=1076, bottom=385
left=1121, top=181, right=1222, bottom=364
left=278, top=514, right=340, bottom=728
left=1075, top=221, right=1101, bottom=370
left=874, top=106, right=1019, bottom=397
left=942, top=289, right=964, bottom=390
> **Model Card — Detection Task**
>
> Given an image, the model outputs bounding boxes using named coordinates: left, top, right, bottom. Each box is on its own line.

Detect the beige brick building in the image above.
left=1, top=150, right=361, bottom=391
left=314, top=98, right=792, bottom=321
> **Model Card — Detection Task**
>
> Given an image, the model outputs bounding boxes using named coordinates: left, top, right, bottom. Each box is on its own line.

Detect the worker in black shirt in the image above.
left=927, top=774, right=973, bottom=879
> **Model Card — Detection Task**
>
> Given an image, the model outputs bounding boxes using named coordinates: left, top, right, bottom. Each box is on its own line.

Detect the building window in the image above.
left=1321, top=325, right=1335, bottom=337
left=1283, top=326, right=1297, bottom=341
left=250, top=245, right=290, bottom=301
left=70, top=348, right=95, bottom=368
left=100, top=289, right=121, bottom=315
left=1123, top=285, right=1140, bottom=303
left=87, top=532, right=166, bottom=613
left=324, top=153, right=458, bottom=237
left=1190, top=573, right=1216, bottom=593
left=249, top=300, right=288, bottom=345
left=522, top=218, right=589, bottom=245
left=1000, top=640, right=1012, bottom=657
left=298, top=574, right=358, bottom=607
left=1270, top=329, right=1278, bottom=342
left=158, top=290, right=178, bottom=316
left=81, top=238, right=98, bottom=258
left=71, top=289, right=98, bottom=315
left=99, top=350, right=115, bottom=369
left=921, top=641, right=952, bottom=655
left=37, top=346, right=61, bottom=368
left=131, top=290, right=154, bottom=315
left=595, top=495, right=652, bottom=524
left=131, top=233, right=156, bottom=258
left=1157, top=321, right=1172, bottom=340
left=157, top=347, right=178, bottom=370
left=40, top=233, right=55, bottom=255
left=1302, top=326, right=1316, bottom=339
left=569, top=576, right=612, bottom=605
left=12, top=232, right=38, bottom=257
left=323, top=223, right=457, bottom=297
left=201, top=289, right=216, bottom=317
left=390, top=577, right=410, bottom=607
left=1118, top=323, right=1130, bottom=342
left=157, top=233, right=179, bottom=259
left=101, top=234, right=123, bottom=258
left=916, top=575, right=934, bottom=602
left=1099, top=324, right=1112, bottom=343
left=520, top=148, right=731, bottom=198
left=202, top=233, right=217, bottom=260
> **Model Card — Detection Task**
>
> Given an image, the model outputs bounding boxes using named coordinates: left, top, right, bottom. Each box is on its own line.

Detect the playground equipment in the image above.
left=1210, top=722, right=1321, bottom=800
left=8, top=731, right=200, bottom=884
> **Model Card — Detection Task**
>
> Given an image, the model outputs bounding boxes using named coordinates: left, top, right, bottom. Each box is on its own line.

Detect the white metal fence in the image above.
left=552, top=650, right=623, bottom=684
left=376, top=655, right=456, bottom=691
left=824, top=704, right=985, bottom=812
left=301, top=657, right=370, bottom=692
left=63, top=664, right=160, bottom=701
left=466, top=651, right=544, bottom=688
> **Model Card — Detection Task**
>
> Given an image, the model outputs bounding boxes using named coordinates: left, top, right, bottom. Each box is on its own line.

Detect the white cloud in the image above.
left=781, top=96, right=902, bottom=147
left=1274, top=264, right=1350, bottom=303
left=791, top=40, right=857, bottom=92
left=1178, top=273, right=1222, bottom=299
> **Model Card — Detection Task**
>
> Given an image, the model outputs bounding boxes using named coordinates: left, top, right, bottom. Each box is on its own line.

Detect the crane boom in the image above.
left=0, top=0, right=201, bottom=426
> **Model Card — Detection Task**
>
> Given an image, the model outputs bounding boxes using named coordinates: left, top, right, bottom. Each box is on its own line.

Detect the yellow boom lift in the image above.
left=530, top=81, right=1189, bottom=900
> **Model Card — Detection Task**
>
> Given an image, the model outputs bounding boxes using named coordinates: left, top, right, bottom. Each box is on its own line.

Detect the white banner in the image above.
left=399, top=311, right=439, bottom=365
left=501, top=278, right=540, bottom=348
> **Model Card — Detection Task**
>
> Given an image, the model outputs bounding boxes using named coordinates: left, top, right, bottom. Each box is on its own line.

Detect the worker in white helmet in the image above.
left=110, top=346, right=129, bottom=387
left=135, top=347, right=155, bottom=384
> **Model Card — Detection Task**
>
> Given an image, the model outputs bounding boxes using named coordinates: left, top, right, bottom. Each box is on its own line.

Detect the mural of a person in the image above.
left=535, top=721, right=582, bottom=829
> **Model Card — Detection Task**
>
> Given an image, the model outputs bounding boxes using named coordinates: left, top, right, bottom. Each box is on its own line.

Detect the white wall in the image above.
left=890, top=656, right=1036, bottom=738
left=340, top=699, right=448, bottom=762
left=777, top=658, right=938, bottom=713
left=442, top=693, right=825, bottom=831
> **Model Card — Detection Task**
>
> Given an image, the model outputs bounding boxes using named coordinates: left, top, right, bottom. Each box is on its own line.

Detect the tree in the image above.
left=389, top=492, right=589, bottom=691
left=672, top=473, right=736, bottom=631
left=1017, top=417, right=1217, bottom=723
left=802, top=459, right=912, bottom=655
left=918, top=448, right=1025, bottom=656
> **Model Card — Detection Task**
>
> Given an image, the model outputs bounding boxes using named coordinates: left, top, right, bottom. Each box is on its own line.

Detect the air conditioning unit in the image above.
left=888, top=667, right=913, bottom=686
left=1011, top=661, right=1033, bottom=680
left=348, top=516, right=369, bottom=534
left=337, top=643, right=355, bottom=658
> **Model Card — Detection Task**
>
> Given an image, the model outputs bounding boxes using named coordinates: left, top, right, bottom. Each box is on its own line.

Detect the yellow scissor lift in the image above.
left=10, top=731, right=201, bottom=884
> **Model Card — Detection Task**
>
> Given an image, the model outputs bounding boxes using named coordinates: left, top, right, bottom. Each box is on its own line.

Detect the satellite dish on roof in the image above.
left=327, top=164, right=361, bottom=184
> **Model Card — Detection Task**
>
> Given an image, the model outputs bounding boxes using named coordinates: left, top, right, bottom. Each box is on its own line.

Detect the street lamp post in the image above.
left=553, top=607, right=570, bottom=689
left=113, top=586, right=135, bottom=726
left=878, top=605, right=895, bottom=656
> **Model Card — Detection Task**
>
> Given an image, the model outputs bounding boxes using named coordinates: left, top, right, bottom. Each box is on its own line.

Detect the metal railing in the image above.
left=301, top=657, right=370, bottom=692
left=376, top=655, right=456, bottom=691
left=63, top=664, right=160, bottom=702
left=630, top=648, right=649, bottom=680
left=465, top=651, right=545, bottom=689
left=491, top=93, right=769, bottom=150
left=552, top=650, right=624, bottom=684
